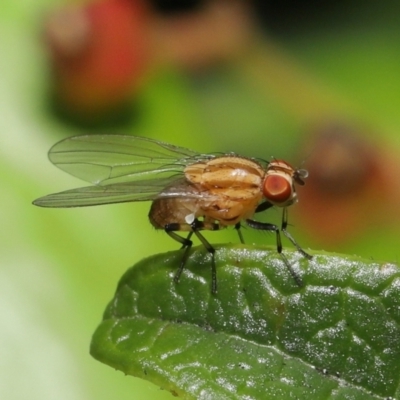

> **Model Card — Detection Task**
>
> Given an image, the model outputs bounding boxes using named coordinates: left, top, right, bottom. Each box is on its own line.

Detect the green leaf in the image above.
left=90, top=245, right=400, bottom=399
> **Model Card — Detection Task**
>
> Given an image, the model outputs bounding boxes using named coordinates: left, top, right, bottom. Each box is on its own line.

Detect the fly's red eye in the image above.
left=263, top=175, right=292, bottom=203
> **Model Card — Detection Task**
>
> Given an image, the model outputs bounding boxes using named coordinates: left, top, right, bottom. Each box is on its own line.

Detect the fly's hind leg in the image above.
left=165, top=219, right=219, bottom=294
left=165, top=224, right=193, bottom=285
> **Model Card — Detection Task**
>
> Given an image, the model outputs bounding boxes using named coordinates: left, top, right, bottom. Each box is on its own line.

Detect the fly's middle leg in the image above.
left=165, top=219, right=218, bottom=294
left=235, top=222, right=245, bottom=244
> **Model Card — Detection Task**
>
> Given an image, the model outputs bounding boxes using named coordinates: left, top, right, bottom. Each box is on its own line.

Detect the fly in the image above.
left=33, top=135, right=312, bottom=293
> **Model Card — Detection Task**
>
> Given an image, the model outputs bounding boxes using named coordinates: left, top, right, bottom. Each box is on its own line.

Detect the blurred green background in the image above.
left=2, top=0, right=400, bottom=399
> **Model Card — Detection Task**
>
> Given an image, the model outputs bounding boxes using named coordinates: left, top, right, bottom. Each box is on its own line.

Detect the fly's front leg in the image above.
left=165, top=219, right=219, bottom=294
left=255, top=201, right=273, bottom=214
left=281, top=208, right=312, bottom=260
left=246, top=218, right=303, bottom=287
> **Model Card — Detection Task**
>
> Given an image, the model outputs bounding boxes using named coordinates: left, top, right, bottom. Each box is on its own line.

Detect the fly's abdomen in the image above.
left=149, top=198, right=198, bottom=231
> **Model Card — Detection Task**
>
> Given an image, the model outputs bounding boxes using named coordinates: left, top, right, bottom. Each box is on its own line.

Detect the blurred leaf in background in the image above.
left=2, top=0, right=400, bottom=399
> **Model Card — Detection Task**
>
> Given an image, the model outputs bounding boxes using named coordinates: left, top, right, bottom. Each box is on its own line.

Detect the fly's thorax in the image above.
left=182, top=156, right=265, bottom=226
left=202, top=194, right=261, bottom=226
left=262, top=160, right=299, bottom=207
left=184, top=156, right=264, bottom=189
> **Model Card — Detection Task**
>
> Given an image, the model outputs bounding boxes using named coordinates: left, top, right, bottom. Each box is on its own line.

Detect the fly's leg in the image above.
left=165, top=224, right=193, bottom=284
left=233, top=202, right=272, bottom=245
left=181, top=232, right=193, bottom=249
left=235, top=222, right=245, bottom=244
left=246, top=218, right=303, bottom=287
left=165, top=219, right=218, bottom=294
left=281, top=207, right=312, bottom=260
left=254, top=201, right=273, bottom=214
left=193, top=229, right=217, bottom=294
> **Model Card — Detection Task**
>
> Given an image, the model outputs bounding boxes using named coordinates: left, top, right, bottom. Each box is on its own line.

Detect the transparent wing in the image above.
left=33, top=177, right=220, bottom=208
left=48, top=134, right=213, bottom=186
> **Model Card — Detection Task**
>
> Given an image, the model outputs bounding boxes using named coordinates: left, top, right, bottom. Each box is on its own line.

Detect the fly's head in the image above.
left=262, top=160, right=309, bottom=207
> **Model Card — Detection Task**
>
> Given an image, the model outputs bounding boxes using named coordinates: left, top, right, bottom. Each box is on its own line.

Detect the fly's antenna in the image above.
left=268, top=156, right=279, bottom=171
left=295, top=140, right=318, bottom=170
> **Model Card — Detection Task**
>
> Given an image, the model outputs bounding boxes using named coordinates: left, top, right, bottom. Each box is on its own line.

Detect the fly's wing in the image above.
left=33, top=134, right=216, bottom=207
left=33, top=177, right=174, bottom=207
left=48, top=134, right=212, bottom=186
left=33, top=177, right=219, bottom=208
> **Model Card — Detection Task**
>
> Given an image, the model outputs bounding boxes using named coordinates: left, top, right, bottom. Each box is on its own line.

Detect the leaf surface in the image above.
left=91, top=245, right=400, bottom=399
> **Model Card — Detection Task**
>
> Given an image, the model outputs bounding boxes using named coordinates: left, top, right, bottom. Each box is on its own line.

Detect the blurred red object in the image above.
left=44, top=0, right=255, bottom=122
left=295, top=122, right=400, bottom=247
left=44, top=0, right=150, bottom=119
